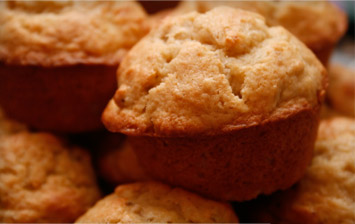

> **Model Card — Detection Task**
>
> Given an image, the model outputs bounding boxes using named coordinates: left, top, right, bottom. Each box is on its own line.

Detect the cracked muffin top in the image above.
left=0, top=132, right=101, bottom=222
left=176, top=1, right=347, bottom=53
left=103, top=6, right=326, bottom=136
left=76, top=181, right=238, bottom=223
left=0, top=1, right=149, bottom=66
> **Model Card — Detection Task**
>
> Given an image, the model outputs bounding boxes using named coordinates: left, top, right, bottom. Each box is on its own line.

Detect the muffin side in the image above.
left=103, top=7, right=326, bottom=136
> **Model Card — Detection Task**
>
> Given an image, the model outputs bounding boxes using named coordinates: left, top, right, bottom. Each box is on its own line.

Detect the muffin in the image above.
left=0, top=132, right=101, bottom=222
left=103, top=7, right=327, bottom=201
left=0, top=108, right=27, bottom=136
left=99, top=137, right=150, bottom=184
left=327, top=64, right=355, bottom=117
left=248, top=117, right=355, bottom=224
left=176, top=1, right=347, bottom=66
left=0, top=1, right=149, bottom=133
left=76, top=181, right=239, bottom=223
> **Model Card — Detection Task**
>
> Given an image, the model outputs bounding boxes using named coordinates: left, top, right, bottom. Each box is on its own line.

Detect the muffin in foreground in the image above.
left=248, top=117, right=355, bottom=224
left=76, top=182, right=239, bottom=223
left=327, top=64, right=355, bottom=117
left=0, top=132, right=101, bottom=222
left=176, top=1, right=347, bottom=66
left=0, top=1, right=149, bottom=133
left=103, top=7, right=327, bottom=201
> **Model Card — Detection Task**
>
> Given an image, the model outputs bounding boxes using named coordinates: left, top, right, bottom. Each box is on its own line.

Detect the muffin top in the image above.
left=76, top=181, right=238, bottom=223
left=176, top=1, right=347, bottom=52
left=253, top=117, right=355, bottom=223
left=103, top=6, right=326, bottom=136
left=0, top=1, right=149, bottom=66
left=0, top=132, right=101, bottom=222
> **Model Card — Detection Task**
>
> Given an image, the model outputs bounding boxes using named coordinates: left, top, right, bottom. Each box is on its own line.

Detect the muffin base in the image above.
left=0, top=63, right=117, bottom=133
left=129, top=107, right=319, bottom=201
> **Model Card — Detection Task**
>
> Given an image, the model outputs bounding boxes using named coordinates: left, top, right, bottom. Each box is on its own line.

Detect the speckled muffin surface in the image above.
left=0, top=0, right=148, bottom=66
left=251, top=117, right=355, bottom=224
left=76, top=182, right=238, bottom=223
left=327, top=64, right=355, bottom=117
left=176, top=1, right=347, bottom=65
left=103, top=6, right=326, bottom=136
left=0, top=132, right=101, bottom=222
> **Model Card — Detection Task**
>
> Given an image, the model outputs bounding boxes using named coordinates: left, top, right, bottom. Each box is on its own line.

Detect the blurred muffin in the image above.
left=176, top=1, right=347, bottom=66
left=0, top=108, right=27, bottom=136
left=98, top=137, right=150, bottom=184
left=249, top=117, right=355, bottom=224
left=327, top=64, right=355, bottom=117
left=76, top=182, right=238, bottom=223
left=103, top=7, right=327, bottom=201
left=0, top=132, right=101, bottom=222
left=0, top=1, right=149, bottom=133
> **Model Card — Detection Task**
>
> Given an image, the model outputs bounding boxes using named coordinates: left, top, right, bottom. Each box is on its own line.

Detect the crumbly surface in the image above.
left=76, top=182, right=238, bottom=223
left=254, top=117, right=355, bottom=224
left=327, top=64, right=355, bottom=117
left=99, top=140, right=150, bottom=184
left=0, top=132, right=101, bottom=222
left=0, top=108, right=27, bottom=136
left=176, top=1, right=347, bottom=51
left=0, top=1, right=149, bottom=66
left=103, top=7, right=326, bottom=136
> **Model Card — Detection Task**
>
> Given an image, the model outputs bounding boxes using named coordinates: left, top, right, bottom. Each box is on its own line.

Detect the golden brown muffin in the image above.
left=327, top=64, right=355, bottom=117
left=176, top=1, right=347, bottom=66
left=0, top=107, right=27, bottom=136
left=0, top=1, right=149, bottom=133
left=103, top=7, right=327, bottom=201
left=248, top=117, right=355, bottom=224
left=0, top=132, right=101, bottom=222
left=76, top=182, right=239, bottom=223
left=99, top=138, right=150, bottom=184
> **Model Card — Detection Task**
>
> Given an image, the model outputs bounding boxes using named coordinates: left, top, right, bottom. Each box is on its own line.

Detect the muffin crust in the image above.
left=103, top=7, right=326, bottom=136
left=0, top=1, right=149, bottom=66
left=76, top=182, right=238, bottom=223
left=0, top=132, right=101, bottom=222
left=176, top=1, right=347, bottom=65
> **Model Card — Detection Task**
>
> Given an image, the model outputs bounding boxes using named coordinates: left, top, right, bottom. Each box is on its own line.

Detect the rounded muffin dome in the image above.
left=103, top=6, right=326, bottom=136
left=0, top=1, right=149, bottom=66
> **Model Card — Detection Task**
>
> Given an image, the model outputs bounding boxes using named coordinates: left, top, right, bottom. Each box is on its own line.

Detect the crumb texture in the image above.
left=177, top=1, right=347, bottom=51
left=0, top=1, right=149, bottom=66
left=76, top=181, right=238, bottom=223
left=0, top=132, right=101, bottom=222
left=103, top=7, right=326, bottom=136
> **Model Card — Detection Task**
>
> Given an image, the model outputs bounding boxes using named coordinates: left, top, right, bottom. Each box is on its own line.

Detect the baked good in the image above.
left=176, top=1, right=347, bottom=66
left=76, top=181, right=239, bottom=223
left=103, top=7, right=327, bottom=200
left=0, top=107, right=27, bottom=136
left=99, top=137, right=150, bottom=184
left=0, top=132, right=101, bottom=222
left=247, top=117, right=355, bottom=224
left=327, top=64, right=355, bottom=117
left=0, top=1, right=149, bottom=133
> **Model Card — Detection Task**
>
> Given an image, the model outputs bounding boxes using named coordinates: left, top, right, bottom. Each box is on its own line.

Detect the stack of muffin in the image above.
left=0, top=1, right=354, bottom=223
